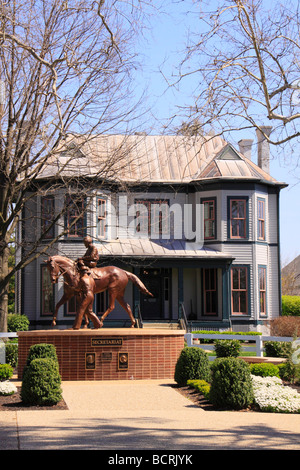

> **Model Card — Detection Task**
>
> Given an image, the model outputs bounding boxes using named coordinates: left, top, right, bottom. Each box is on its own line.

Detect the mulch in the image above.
left=172, top=381, right=300, bottom=412
left=0, top=386, right=68, bottom=411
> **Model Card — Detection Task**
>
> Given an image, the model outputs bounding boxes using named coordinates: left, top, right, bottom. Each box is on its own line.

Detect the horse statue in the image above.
left=46, top=255, right=153, bottom=330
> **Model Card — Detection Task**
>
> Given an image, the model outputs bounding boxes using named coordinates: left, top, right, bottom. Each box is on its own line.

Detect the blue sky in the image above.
left=132, top=1, right=300, bottom=264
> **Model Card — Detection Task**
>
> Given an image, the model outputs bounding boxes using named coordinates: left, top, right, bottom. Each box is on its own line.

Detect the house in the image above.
left=15, top=127, right=287, bottom=333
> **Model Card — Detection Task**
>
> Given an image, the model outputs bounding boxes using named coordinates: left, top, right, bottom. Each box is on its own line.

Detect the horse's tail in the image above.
left=125, top=271, right=154, bottom=297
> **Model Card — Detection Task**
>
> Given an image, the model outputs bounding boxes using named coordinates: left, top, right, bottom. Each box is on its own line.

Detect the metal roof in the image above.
left=97, top=238, right=234, bottom=260
left=38, top=134, right=284, bottom=186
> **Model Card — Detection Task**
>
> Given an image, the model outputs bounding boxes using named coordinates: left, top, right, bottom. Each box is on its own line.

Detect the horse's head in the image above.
left=46, top=257, right=60, bottom=284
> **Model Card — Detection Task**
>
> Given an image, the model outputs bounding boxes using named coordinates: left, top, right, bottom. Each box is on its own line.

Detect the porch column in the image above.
left=133, top=267, right=141, bottom=320
left=222, top=266, right=231, bottom=322
left=178, top=267, right=184, bottom=319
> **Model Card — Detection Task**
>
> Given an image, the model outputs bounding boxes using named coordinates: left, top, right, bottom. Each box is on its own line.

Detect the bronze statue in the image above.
left=46, top=255, right=153, bottom=330
left=76, top=236, right=99, bottom=275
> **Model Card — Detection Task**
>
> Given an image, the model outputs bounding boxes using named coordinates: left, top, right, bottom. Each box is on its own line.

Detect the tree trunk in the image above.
left=0, top=243, right=10, bottom=332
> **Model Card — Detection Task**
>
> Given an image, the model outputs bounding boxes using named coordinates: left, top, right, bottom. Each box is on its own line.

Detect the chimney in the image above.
left=238, top=139, right=253, bottom=160
left=256, top=126, right=272, bottom=174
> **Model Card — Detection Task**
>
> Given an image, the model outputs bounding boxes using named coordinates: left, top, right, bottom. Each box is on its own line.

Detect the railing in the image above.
left=135, top=304, right=143, bottom=328
left=179, top=303, right=189, bottom=332
left=185, top=332, right=296, bottom=358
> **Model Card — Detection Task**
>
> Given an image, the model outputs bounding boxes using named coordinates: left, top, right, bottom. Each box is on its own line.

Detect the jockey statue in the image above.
left=77, top=236, right=99, bottom=275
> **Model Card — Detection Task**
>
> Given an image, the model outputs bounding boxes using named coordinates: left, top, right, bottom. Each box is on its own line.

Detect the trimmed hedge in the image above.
left=174, top=347, right=211, bottom=386
left=187, top=379, right=211, bottom=400
left=209, top=357, right=254, bottom=410
left=25, top=343, right=58, bottom=366
left=250, top=362, right=280, bottom=378
left=21, top=357, right=62, bottom=406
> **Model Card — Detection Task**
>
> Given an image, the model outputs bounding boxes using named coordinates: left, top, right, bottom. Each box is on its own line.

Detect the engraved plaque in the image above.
left=118, top=352, right=129, bottom=370
left=91, top=337, right=123, bottom=347
left=101, top=352, right=112, bottom=362
left=85, top=353, right=96, bottom=370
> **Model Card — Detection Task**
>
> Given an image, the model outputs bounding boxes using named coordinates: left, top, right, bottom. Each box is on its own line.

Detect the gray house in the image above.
left=16, top=128, right=287, bottom=332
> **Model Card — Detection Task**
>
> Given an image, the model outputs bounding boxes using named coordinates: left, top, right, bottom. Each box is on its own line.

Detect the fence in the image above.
left=184, top=332, right=296, bottom=358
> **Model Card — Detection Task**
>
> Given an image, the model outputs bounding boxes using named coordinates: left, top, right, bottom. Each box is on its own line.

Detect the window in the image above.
left=41, top=196, right=55, bottom=239
left=257, top=198, right=265, bottom=240
left=65, top=196, right=85, bottom=237
left=202, top=199, right=216, bottom=239
left=97, top=198, right=107, bottom=238
left=229, top=198, right=247, bottom=238
left=231, top=266, right=248, bottom=315
left=203, top=268, right=218, bottom=315
left=134, top=199, right=169, bottom=237
left=258, top=266, right=267, bottom=316
left=41, top=266, right=54, bottom=316
left=66, top=296, right=77, bottom=316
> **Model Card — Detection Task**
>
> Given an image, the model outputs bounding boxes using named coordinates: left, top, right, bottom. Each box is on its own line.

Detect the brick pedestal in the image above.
left=18, top=329, right=185, bottom=381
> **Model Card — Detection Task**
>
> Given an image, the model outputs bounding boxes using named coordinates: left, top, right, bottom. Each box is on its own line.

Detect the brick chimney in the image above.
left=238, top=139, right=253, bottom=160
left=256, top=126, right=272, bottom=174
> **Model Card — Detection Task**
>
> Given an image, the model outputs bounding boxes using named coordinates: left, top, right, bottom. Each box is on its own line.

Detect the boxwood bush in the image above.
left=0, top=363, right=13, bottom=381
left=209, top=357, right=254, bottom=410
left=214, top=339, right=242, bottom=358
left=21, top=357, right=62, bottom=406
left=7, top=314, right=29, bottom=332
left=174, top=347, right=211, bottom=386
left=264, top=341, right=292, bottom=358
left=26, top=343, right=58, bottom=366
left=5, top=341, right=18, bottom=368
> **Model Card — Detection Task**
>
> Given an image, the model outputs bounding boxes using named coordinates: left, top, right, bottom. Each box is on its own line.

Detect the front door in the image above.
left=140, top=269, right=163, bottom=320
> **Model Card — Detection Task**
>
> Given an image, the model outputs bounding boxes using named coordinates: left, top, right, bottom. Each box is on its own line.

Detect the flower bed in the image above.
left=0, top=380, right=17, bottom=396
left=251, top=375, right=300, bottom=413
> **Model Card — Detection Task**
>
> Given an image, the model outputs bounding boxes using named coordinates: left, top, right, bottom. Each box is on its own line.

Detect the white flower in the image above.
left=251, top=375, right=300, bottom=413
left=0, top=380, right=17, bottom=396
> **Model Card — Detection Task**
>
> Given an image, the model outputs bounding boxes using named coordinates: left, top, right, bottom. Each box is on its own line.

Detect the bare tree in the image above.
left=0, top=0, right=154, bottom=331
left=173, top=0, right=300, bottom=149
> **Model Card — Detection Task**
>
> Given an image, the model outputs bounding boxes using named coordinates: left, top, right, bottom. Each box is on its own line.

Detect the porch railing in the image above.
left=185, top=332, right=296, bottom=358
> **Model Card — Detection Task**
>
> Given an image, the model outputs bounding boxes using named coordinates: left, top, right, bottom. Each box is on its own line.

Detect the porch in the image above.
left=96, top=239, right=235, bottom=330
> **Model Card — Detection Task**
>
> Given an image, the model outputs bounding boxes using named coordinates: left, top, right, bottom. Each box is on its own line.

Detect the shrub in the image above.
left=187, top=379, right=211, bottom=400
left=0, top=363, right=13, bottom=381
left=174, top=347, right=211, bottom=386
left=250, top=362, right=280, bottom=378
left=21, top=357, right=62, bottom=406
left=26, top=343, right=58, bottom=366
left=5, top=341, right=18, bottom=368
left=282, top=296, right=300, bottom=317
left=270, top=316, right=300, bottom=336
left=7, top=314, right=29, bottom=332
left=214, top=339, right=242, bottom=358
left=209, top=357, right=254, bottom=410
left=264, top=341, right=292, bottom=358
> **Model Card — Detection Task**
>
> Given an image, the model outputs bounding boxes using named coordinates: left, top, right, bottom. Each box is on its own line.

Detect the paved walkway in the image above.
left=1, top=377, right=300, bottom=451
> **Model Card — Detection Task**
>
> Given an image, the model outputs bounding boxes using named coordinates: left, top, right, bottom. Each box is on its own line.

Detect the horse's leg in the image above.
left=99, top=291, right=117, bottom=327
left=52, top=291, right=73, bottom=327
left=117, top=294, right=136, bottom=328
left=85, top=302, right=101, bottom=329
left=72, top=277, right=95, bottom=330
